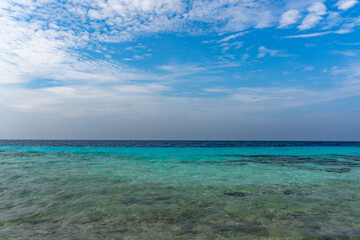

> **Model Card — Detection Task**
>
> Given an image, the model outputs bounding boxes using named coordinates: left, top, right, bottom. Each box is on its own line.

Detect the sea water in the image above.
left=0, top=140, right=359, bottom=239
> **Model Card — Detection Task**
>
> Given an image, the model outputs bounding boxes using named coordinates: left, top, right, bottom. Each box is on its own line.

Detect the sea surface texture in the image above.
left=1, top=140, right=360, bottom=239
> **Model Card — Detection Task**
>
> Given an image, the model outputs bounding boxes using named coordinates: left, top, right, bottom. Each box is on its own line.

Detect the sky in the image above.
left=1, top=0, right=360, bottom=140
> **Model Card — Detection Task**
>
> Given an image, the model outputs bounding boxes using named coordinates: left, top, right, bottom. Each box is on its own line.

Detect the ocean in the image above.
left=0, top=140, right=359, bottom=239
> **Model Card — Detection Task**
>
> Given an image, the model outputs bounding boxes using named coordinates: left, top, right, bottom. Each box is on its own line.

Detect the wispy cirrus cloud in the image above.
left=331, top=50, right=360, bottom=56
left=203, top=83, right=360, bottom=108
left=322, top=12, right=342, bottom=30
left=284, top=31, right=331, bottom=38
left=217, top=31, right=248, bottom=43
left=257, top=46, right=280, bottom=58
left=219, top=41, right=243, bottom=52
left=334, top=16, right=360, bottom=34
left=256, top=46, right=295, bottom=58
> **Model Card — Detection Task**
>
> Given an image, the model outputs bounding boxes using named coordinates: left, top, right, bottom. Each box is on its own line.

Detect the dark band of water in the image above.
left=1, top=140, right=360, bottom=147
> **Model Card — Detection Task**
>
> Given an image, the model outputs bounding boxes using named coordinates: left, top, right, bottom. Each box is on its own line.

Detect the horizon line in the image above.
left=1, top=139, right=360, bottom=142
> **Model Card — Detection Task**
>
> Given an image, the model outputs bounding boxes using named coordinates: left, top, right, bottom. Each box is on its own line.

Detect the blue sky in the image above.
left=1, top=0, right=360, bottom=140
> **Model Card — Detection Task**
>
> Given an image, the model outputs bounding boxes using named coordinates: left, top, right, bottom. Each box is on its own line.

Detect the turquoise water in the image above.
left=1, top=142, right=360, bottom=239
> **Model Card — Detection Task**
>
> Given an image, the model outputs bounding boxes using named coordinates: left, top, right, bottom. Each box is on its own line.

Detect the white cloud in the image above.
left=220, top=41, right=243, bottom=52
left=335, top=28, right=353, bottom=34
left=123, top=53, right=153, bottom=61
left=157, top=63, right=206, bottom=77
left=113, top=84, right=172, bottom=93
left=218, top=32, right=248, bottom=43
left=298, top=2, right=327, bottom=30
left=298, top=14, right=323, bottom=30
left=335, top=42, right=360, bottom=46
left=257, top=46, right=280, bottom=58
left=285, top=31, right=331, bottom=38
left=0, top=84, right=173, bottom=119
left=202, top=84, right=360, bottom=108
left=323, top=12, right=342, bottom=30
left=336, top=0, right=358, bottom=10
left=187, top=0, right=276, bottom=32
left=308, top=2, right=327, bottom=15
left=278, top=9, right=301, bottom=28
left=303, top=66, right=314, bottom=71
left=242, top=53, right=250, bottom=60
left=331, top=50, right=359, bottom=56
left=335, top=17, right=360, bottom=34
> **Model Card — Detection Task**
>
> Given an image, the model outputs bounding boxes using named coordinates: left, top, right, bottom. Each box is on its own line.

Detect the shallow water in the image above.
left=0, top=141, right=360, bottom=239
